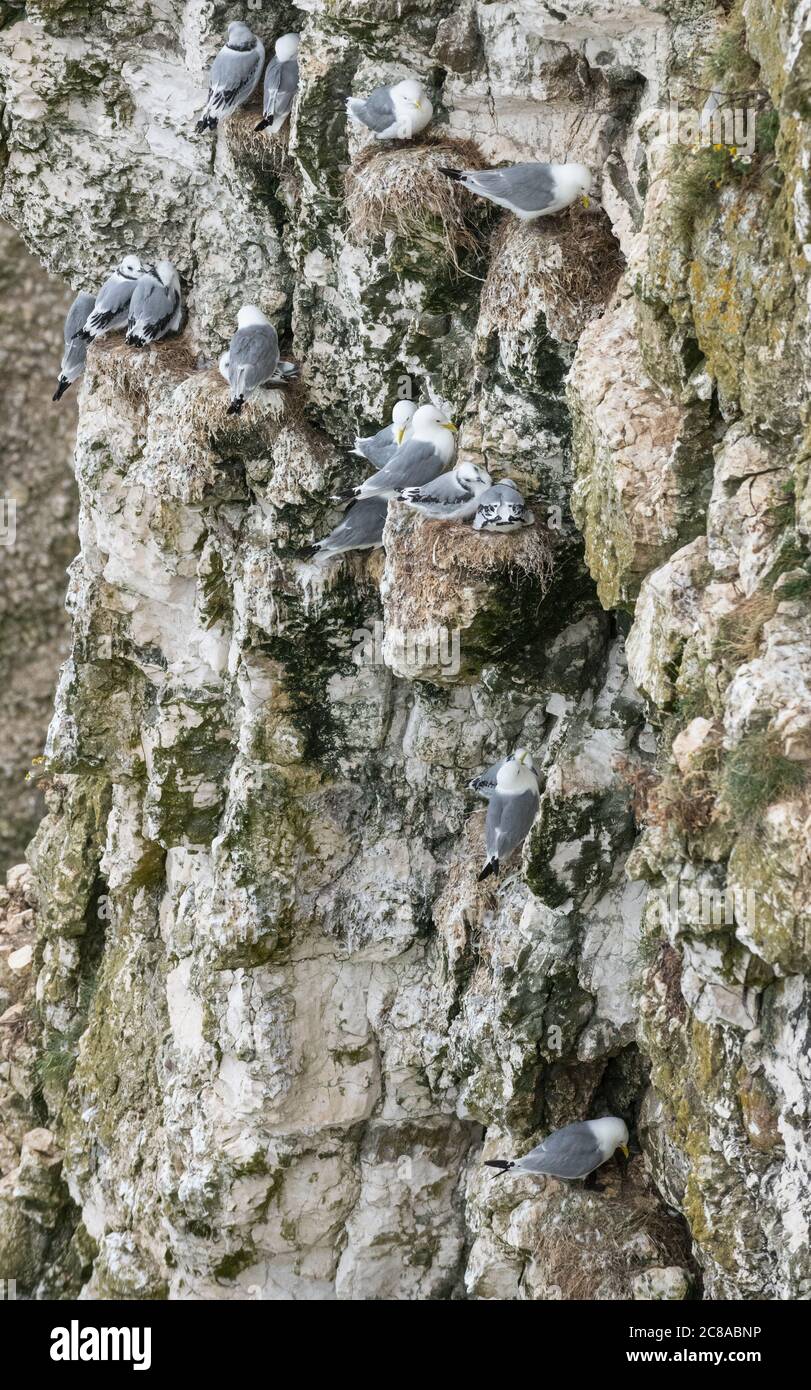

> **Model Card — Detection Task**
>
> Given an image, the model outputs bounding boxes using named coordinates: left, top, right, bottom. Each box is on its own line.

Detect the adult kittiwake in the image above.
left=255, top=32, right=299, bottom=133
left=196, top=22, right=265, bottom=134
left=353, top=400, right=417, bottom=469
left=439, top=162, right=594, bottom=219
left=53, top=290, right=96, bottom=401
left=485, top=1117, right=630, bottom=1181
left=352, top=404, right=456, bottom=500
left=397, top=461, right=492, bottom=520
left=311, top=497, right=389, bottom=561
left=473, top=747, right=539, bottom=881
left=346, top=79, right=432, bottom=140
left=472, top=478, right=534, bottom=532
left=125, top=261, right=182, bottom=347
left=76, top=256, right=152, bottom=342
left=222, top=306, right=298, bottom=415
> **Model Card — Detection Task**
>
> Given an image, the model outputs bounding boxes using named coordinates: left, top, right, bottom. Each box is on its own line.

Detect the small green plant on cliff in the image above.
left=703, top=0, right=761, bottom=95
left=719, top=731, right=808, bottom=824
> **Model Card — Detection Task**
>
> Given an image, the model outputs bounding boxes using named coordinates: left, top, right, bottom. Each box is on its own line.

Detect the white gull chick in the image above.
left=397, top=461, right=492, bottom=521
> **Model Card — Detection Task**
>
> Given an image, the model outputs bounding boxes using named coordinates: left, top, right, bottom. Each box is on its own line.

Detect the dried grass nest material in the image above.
left=345, top=132, right=490, bottom=264
left=223, top=106, right=294, bottom=175
left=384, top=505, right=554, bottom=627
left=479, top=203, right=625, bottom=344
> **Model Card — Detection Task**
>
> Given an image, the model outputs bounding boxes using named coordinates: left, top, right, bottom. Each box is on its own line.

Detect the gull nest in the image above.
left=479, top=203, right=625, bottom=345
left=223, top=105, right=294, bottom=176
left=383, top=504, right=554, bottom=630
left=345, top=132, right=490, bottom=266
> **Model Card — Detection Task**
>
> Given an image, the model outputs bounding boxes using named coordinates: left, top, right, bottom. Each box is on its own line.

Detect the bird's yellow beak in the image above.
left=441, top=421, right=458, bottom=433
left=395, top=427, right=405, bottom=444
left=581, top=194, right=591, bottom=208
left=620, top=1144, right=629, bottom=1158
left=415, top=100, right=422, bottom=110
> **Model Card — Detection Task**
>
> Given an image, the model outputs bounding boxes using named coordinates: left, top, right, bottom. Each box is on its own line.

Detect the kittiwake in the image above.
left=196, top=21, right=265, bottom=134
left=473, top=747, right=539, bottom=881
left=353, top=400, right=417, bottom=469
left=125, top=260, right=182, bottom=347
left=397, top=461, right=492, bottom=521
left=439, top=161, right=594, bottom=219
left=346, top=79, right=433, bottom=140
left=255, top=32, right=299, bottom=133
left=473, top=478, right=534, bottom=532
left=222, top=306, right=298, bottom=415
left=311, top=497, right=389, bottom=561
left=485, top=1117, right=630, bottom=1180
left=76, top=256, right=152, bottom=342
left=352, top=404, right=456, bottom=501
left=53, top=290, right=96, bottom=401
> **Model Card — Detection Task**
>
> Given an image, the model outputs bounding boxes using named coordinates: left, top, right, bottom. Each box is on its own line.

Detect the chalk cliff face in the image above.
left=0, top=0, right=809, bottom=1300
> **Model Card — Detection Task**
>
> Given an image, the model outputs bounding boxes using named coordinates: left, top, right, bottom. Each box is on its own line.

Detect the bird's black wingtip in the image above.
left=477, top=858, right=499, bottom=882
left=255, top=117, right=271, bottom=132
left=74, top=329, right=92, bottom=343
left=484, top=1160, right=513, bottom=1178
left=226, top=397, right=244, bottom=416
left=437, top=166, right=463, bottom=181
left=52, top=379, right=69, bottom=402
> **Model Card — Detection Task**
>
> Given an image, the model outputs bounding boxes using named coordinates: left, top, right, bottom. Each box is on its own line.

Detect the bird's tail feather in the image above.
left=484, top=1160, right=514, bottom=1179
left=438, top=166, right=463, bottom=182
left=478, top=857, right=499, bottom=882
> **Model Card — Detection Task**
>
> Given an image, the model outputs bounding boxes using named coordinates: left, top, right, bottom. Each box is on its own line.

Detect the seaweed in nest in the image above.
left=479, top=203, right=625, bottom=345
left=344, top=132, right=490, bottom=266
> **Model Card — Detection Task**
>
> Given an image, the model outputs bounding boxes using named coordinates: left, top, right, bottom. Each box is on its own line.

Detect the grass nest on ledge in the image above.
left=479, top=203, right=625, bottom=344
left=223, top=104, right=293, bottom=175
left=382, top=503, right=554, bottom=630
left=344, top=132, right=490, bottom=267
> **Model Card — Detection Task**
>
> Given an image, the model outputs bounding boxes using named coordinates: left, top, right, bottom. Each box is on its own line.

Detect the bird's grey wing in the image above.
left=521, top=1124, right=604, bottom=1178
left=492, top=788, right=538, bottom=862
left=65, top=291, right=95, bottom=343
left=400, top=471, right=464, bottom=505
left=84, top=276, right=134, bottom=333
left=320, top=498, right=387, bottom=552
left=263, top=56, right=298, bottom=117
left=130, top=280, right=176, bottom=340
left=228, top=325, right=279, bottom=394
left=469, top=759, right=505, bottom=800
left=208, top=45, right=262, bottom=111
left=359, top=85, right=397, bottom=133
left=375, top=439, right=443, bottom=491
left=466, top=163, right=557, bottom=213
left=356, top=424, right=397, bottom=468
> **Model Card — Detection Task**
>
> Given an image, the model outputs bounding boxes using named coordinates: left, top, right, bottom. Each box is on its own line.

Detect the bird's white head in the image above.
left=560, top=161, right=594, bottom=207
left=390, top=80, right=433, bottom=135
left=456, top=462, right=492, bottom=493
left=227, top=21, right=256, bottom=50
left=275, top=32, right=300, bottom=61
left=154, top=260, right=179, bottom=289
left=237, top=305, right=271, bottom=329
left=589, top=1116, right=629, bottom=1158
left=496, top=748, right=538, bottom=793
left=392, top=399, right=417, bottom=443
left=497, top=477, right=521, bottom=491
left=412, top=403, right=457, bottom=462
left=118, top=254, right=146, bottom=278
